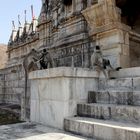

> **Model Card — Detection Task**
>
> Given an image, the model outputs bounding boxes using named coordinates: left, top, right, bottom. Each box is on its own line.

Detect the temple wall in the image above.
left=0, top=66, right=24, bottom=104
left=2, top=1, right=93, bottom=121
left=2, top=0, right=140, bottom=121
left=0, top=65, right=30, bottom=117
left=7, top=39, right=39, bottom=67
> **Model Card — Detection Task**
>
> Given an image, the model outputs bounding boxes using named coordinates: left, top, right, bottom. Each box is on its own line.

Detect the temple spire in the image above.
left=18, top=14, right=21, bottom=27
left=17, top=14, right=23, bottom=38
left=31, top=5, right=35, bottom=20
left=12, top=20, right=15, bottom=30
left=8, top=20, right=17, bottom=45
left=24, top=10, right=27, bottom=24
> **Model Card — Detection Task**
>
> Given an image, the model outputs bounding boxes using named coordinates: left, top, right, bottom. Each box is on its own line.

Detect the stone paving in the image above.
left=0, top=122, right=93, bottom=140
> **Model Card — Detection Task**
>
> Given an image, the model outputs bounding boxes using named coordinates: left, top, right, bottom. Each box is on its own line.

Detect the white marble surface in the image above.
left=64, top=117, right=140, bottom=140
left=110, top=67, right=140, bottom=78
left=98, top=78, right=133, bottom=92
left=0, top=122, right=93, bottom=140
left=77, top=103, right=140, bottom=123
left=29, top=67, right=99, bottom=79
left=29, top=67, right=98, bottom=129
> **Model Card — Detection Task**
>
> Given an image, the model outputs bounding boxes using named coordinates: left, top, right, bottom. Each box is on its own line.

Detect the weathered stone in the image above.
left=29, top=67, right=98, bottom=129
left=0, top=2, right=140, bottom=140
left=98, top=78, right=133, bottom=91
left=64, top=117, right=140, bottom=140
left=110, top=67, right=140, bottom=78
left=88, top=91, right=140, bottom=105
left=0, top=122, right=93, bottom=140
left=77, top=103, right=140, bottom=123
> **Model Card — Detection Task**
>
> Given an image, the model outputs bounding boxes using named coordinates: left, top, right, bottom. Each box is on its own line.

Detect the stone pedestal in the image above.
left=82, top=0, right=131, bottom=68
left=29, top=67, right=98, bottom=129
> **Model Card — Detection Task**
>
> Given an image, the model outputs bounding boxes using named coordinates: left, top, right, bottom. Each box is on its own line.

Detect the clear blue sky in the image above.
left=0, top=0, right=42, bottom=44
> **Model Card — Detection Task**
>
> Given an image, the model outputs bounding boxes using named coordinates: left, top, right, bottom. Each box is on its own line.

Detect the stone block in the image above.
left=39, top=100, right=71, bottom=129
left=29, top=67, right=98, bottom=129
left=120, top=54, right=130, bottom=68
left=102, top=44, right=122, bottom=55
left=98, top=78, right=133, bottom=91
left=37, top=78, right=70, bottom=101
left=30, top=80, right=39, bottom=100
left=97, top=29, right=126, bottom=46
left=64, top=117, right=140, bottom=140
left=94, top=91, right=140, bottom=106
left=77, top=103, right=140, bottom=123
left=30, top=99, right=40, bottom=122
left=133, top=91, right=140, bottom=106
left=30, top=99, right=78, bottom=129
left=0, top=88, right=3, bottom=94
left=133, top=78, right=140, bottom=91
left=82, top=0, right=121, bottom=30
left=110, top=67, right=140, bottom=78
left=18, top=80, right=25, bottom=88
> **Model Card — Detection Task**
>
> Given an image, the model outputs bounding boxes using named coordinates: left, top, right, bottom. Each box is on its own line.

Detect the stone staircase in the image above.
left=64, top=77, right=140, bottom=140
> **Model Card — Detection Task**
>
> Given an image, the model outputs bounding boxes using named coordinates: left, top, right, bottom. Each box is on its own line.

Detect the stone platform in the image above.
left=64, top=117, right=140, bottom=140
left=63, top=67, right=140, bottom=140
left=29, top=67, right=98, bottom=129
left=29, top=67, right=140, bottom=139
left=64, top=89, right=140, bottom=140
left=0, top=122, right=93, bottom=140
left=110, top=67, right=140, bottom=78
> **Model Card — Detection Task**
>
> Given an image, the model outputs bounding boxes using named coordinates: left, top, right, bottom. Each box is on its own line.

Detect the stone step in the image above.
left=98, top=78, right=132, bottom=92
left=110, top=67, right=140, bottom=78
left=64, top=117, right=140, bottom=140
left=88, top=91, right=140, bottom=106
left=77, top=103, right=140, bottom=123
left=98, top=77, right=140, bottom=91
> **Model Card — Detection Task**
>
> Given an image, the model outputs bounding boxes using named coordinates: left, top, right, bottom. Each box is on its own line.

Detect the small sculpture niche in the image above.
left=62, top=0, right=72, bottom=6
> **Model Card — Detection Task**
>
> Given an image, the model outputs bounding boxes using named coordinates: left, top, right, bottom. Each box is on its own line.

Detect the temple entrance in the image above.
left=116, top=0, right=140, bottom=67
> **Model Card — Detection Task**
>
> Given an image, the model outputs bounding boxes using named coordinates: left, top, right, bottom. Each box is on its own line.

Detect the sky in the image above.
left=0, top=0, right=42, bottom=44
